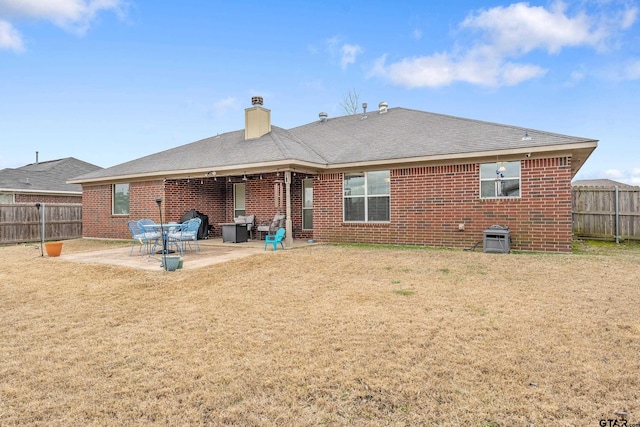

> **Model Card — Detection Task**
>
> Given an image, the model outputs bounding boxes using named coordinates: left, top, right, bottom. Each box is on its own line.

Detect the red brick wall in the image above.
left=223, top=173, right=312, bottom=240
left=82, top=181, right=164, bottom=239
left=312, top=157, right=573, bottom=252
left=163, top=178, right=226, bottom=236
left=81, top=174, right=312, bottom=240
left=81, top=157, right=573, bottom=251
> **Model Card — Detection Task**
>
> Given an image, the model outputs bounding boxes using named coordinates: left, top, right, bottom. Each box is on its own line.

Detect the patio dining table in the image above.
left=141, top=223, right=182, bottom=254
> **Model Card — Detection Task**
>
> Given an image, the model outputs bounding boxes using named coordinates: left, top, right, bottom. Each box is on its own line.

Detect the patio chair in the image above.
left=127, top=221, right=144, bottom=256
left=234, top=214, right=255, bottom=240
left=264, top=227, right=286, bottom=251
left=168, top=217, right=201, bottom=255
left=137, top=219, right=163, bottom=254
left=256, top=214, right=285, bottom=240
left=128, top=220, right=160, bottom=256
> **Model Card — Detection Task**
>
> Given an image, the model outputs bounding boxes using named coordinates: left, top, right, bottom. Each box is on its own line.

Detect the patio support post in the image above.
left=284, top=171, right=293, bottom=248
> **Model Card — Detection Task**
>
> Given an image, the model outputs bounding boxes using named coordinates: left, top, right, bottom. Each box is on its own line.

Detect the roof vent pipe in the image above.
left=319, top=112, right=328, bottom=122
left=361, top=102, right=368, bottom=119
left=379, top=101, right=388, bottom=114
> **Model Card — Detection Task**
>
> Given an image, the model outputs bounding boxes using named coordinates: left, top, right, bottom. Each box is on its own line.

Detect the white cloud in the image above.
left=576, top=166, right=640, bottom=186
left=325, top=37, right=362, bottom=70
left=371, top=50, right=547, bottom=88
left=0, top=0, right=125, bottom=51
left=412, top=29, right=423, bottom=40
left=621, top=6, right=638, bottom=29
left=0, top=19, right=22, bottom=51
left=500, top=62, right=548, bottom=85
left=371, top=1, right=636, bottom=88
left=460, top=2, right=601, bottom=55
left=373, top=53, right=457, bottom=88
left=600, top=168, right=640, bottom=185
left=340, top=43, right=363, bottom=69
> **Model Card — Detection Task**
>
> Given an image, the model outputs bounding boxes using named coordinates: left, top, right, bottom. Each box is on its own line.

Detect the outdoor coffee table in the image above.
left=219, top=223, right=248, bottom=243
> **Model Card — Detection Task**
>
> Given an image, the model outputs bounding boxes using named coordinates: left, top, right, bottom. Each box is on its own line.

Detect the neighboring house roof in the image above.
left=572, top=179, right=638, bottom=188
left=70, top=106, right=598, bottom=184
left=0, top=157, right=102, bottom=194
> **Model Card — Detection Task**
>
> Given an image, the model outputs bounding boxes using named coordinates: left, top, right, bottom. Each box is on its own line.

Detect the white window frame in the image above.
left=302, top=178, right=313, bottom=230
left=480, top=161, right=521, bottom=198
left=234, top=183, right=246, bottom=217
left=343, top=171, right=390, bottom=223
left=112, top=183, right=130, bottom=215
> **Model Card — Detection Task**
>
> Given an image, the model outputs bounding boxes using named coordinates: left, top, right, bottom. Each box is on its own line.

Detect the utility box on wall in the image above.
left=483, top=225, right=511, bottom=253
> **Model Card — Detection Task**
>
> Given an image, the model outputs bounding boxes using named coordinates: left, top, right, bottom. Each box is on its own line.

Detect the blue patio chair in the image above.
left=137, top=219, right=162, bottom=254
left=127, top=221, right=145, bottom=256
left=128, top=220, right=160, bottom=256
left=264, top=227, right=285, bottom=251
left=168, top=217, right=201, bottom=255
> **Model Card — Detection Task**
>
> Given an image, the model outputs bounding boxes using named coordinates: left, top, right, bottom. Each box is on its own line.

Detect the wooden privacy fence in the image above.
left=572, top=187, right=640, bottom=241
left=0, top=203, right=82, bottom=244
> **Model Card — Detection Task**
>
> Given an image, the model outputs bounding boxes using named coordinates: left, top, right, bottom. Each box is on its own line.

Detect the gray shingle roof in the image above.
left=289, top=107, right=594, bottom=163
left=0, top=158, right=102, bottom=193
left=572, top=179, right=638, bottom=188
left=71, top=107, right=597, bottom=183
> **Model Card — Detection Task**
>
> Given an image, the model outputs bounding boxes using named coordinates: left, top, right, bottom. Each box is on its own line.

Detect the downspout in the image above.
left=284, top=171, right=293, bottom=248
left=615, top=185, right=620, bottom=244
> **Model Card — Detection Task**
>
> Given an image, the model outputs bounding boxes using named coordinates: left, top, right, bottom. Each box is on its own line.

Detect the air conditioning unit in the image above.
left=483, top=225, right=511, bottom=254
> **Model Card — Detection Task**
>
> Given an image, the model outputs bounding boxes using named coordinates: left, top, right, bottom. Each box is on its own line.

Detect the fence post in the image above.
left=42, top=202, right=46, bottom=243
left=35, top=203, right=44, bottom=256
left=615, top=186, right=619, bottom=244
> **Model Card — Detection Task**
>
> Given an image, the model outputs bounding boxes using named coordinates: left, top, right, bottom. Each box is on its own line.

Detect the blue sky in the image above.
left=1, top=1, right=639, bottom=184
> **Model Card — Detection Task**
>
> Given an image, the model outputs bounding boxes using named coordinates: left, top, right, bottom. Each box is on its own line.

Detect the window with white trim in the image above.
left=113, top=183, right=130, bottom=215
left=344, top=171, right=390, bottom=222
left=302, top=179, right=313, bottom=229
left=234, top=183, right=246, bottom=217
left=480, top=161, right=520, bottom=198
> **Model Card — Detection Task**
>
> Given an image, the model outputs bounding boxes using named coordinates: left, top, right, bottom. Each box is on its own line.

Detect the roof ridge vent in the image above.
left=319, top=112, right=328, bottom=122
left=378, top=101, right=388, bottom=114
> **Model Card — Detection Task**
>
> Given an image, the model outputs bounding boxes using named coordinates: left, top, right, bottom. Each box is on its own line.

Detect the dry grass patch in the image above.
left=1, top=240, right=639, bottom=426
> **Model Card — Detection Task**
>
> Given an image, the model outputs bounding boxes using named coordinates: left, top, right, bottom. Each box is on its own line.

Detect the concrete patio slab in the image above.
left=58, top=238, right=311, bottom=272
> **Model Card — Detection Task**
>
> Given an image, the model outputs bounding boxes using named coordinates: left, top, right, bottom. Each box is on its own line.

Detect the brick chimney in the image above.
left=245, top=96, right=271, bottom=140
